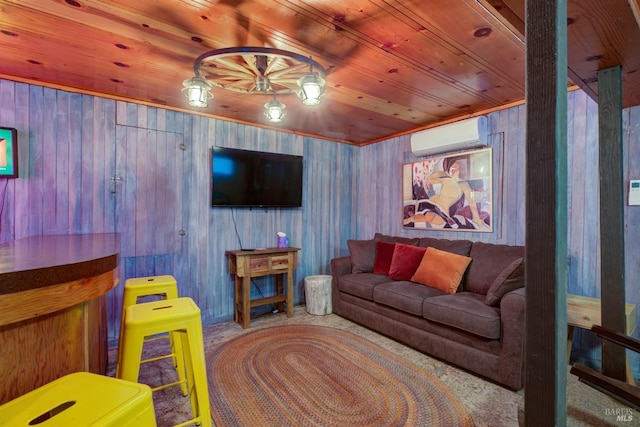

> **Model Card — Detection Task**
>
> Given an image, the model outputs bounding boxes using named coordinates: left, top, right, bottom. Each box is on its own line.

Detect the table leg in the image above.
left=567, top=325, right=574, bottom=363
left=234, top=276, right=240, bottom=323
left=286, top=268, right=293, bottom=318
left=626, top=360, right=635, bottom=386
left=242, top=276, right=251, bottom=328
left=276, top=274, right=285, bottom=313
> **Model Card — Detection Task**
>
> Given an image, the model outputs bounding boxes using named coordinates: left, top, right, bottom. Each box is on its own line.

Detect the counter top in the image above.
left=0, top=234, right=120, bottom=295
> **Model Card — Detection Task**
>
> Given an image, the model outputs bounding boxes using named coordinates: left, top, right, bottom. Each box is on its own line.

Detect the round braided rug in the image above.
left=208, top=324, right=474, bottom=426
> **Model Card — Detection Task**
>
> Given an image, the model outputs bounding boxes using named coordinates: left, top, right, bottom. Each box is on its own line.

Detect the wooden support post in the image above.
left=524, top=0, right=568, bottom=425
left=598, top=65, right=627, bottom=382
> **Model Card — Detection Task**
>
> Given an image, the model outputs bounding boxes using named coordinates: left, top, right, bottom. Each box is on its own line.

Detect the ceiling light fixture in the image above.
left=182, top=47, right=327, bottom=122
left=297, top=70, right=326, bottom=106
left=264, top=95, right=286, bottom=123
left=182, top=76, right=213, bottom=108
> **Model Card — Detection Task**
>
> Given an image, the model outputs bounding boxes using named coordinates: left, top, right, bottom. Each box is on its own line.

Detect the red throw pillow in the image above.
left=388, top=244, right=427, bottom=281
left=373, top=241, right=397, bottom=275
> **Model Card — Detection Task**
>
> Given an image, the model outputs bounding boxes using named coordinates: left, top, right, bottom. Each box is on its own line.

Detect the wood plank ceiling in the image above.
left=0, top=0, right=639, bottom=145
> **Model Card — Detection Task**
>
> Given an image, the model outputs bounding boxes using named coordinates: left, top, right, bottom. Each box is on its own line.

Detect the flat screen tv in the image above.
left=0, top=127, right=18, bottom=178
left=211, top=146, right=303, bottom=208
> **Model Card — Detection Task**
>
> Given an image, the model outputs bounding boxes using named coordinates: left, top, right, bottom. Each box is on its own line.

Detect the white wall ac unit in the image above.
left=410, top=116, right=488, bottom=157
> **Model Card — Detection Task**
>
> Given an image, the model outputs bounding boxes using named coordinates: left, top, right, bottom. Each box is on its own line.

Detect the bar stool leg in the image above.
left=118, top=298, right=211, bottom=427
left=119, top=322, right=147, bottom=387
left=185, top=317, right=211, bottom=426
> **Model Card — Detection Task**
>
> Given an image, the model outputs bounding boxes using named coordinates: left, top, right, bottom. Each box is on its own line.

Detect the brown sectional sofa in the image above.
left=330, top=233, right=526, bottom=390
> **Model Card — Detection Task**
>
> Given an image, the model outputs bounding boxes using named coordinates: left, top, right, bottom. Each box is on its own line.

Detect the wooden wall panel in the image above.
left=2, top=78, right=638, bottom=379
left=13, top=84, right=29, bottom=238
left=567, top=90, right=587, bottom=296
left=0, top=81, right=18, bottom=241
left=27, top=86, right=45, bottom=236
left=506, top=105, right=527, bottom=245
left=625, top=102, right=640, bottom=377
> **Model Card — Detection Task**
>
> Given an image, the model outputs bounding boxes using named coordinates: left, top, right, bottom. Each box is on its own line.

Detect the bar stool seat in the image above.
left=0, top=372, right=156, bottom=427
left=116, top=275, right=182, bottom=391
left=118, top=297, right=211, bottom=427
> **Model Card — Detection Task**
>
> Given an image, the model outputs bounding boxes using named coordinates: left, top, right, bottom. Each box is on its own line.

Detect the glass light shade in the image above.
left=182, top=76, right=212, bottom=108
left=264, top=98, right=286, bottom=123
left=297, top=72, right=325, bottom=106
left=255, top=76, right=271, bottom=92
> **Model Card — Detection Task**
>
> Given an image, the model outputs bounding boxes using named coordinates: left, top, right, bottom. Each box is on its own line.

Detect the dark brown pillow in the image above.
left=374, top=233, right=420, bottom=246
left=347, top=239, right=377, bottom=273
left=388, top=244, right=427, bottom=281
left=484, top=258, right=524, bottom=306
left=373, top=241, right=396, bottom=275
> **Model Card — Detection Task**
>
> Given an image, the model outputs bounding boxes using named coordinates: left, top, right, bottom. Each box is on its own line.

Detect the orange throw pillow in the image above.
left=411, top=247, right=472, bottom=294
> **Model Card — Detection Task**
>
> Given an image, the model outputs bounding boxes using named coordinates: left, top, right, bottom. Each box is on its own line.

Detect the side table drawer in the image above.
left=270, top=255, right=290, bottom=270
left=249, top=256, right=271, bottom=272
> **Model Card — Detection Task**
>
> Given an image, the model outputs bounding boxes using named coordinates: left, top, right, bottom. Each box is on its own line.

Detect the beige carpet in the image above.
left=106, top=306, right=633, bottom=427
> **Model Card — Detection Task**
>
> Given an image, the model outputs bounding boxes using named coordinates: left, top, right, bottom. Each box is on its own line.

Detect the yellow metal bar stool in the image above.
left=0, top=372, right=156, bottom=426
left=116, top=275, right=184, bottom=395
left=118, top=297, right=212, bottom=427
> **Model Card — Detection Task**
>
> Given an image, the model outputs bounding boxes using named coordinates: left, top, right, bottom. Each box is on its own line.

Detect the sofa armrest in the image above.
left=331, top=256, right=352, bottom=277
left=330, top=256, right=352, bottom=313
left=498, top=287, right=526, bottom=390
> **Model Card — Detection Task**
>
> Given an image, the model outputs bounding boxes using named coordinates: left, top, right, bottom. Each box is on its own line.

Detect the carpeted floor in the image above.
left=106, top=306, right=635, bottom=427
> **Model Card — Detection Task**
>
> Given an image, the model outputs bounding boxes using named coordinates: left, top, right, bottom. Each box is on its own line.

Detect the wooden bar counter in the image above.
left=0, top=234, right=120, bottom=405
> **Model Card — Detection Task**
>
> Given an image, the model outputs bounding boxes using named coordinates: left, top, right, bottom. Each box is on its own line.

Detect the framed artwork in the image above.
left=403, top=147, right=492, bottom=232
left=0, top=127, right=18, bottom=178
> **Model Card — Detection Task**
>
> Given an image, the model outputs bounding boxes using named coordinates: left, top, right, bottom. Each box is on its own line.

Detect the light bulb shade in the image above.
left=264, top=98, right=286, bottom=123
left=297, top=72, right=326, bottom=106
left=255, top=75, right=271, bottom=92
left=182, top=76, right=212, bottom=108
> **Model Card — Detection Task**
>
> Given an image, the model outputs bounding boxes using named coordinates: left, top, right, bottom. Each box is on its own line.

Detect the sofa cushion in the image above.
left=337, top=273, right=392, bottom=301
left=373, top=281, right=447, bottom=316
left=423, top=292, right=501, bottom=339
left=374, top=233, right=420, bottom=246
left=388, top=244, right=427, bottom=281
left=347, top=238, right=378, bottom=273
left=373, top=241, right=396, bottom=275
left=411, top=247, right=472, bottom=294
left=418, top=237, right=472, bottom=256
left=465, top=242, right=525, bottom=294
left=485, top=258, right=525, bottom=306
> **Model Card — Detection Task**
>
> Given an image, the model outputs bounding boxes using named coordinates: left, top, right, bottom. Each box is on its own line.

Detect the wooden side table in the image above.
left=226, top=248, right=300, bottom=328
left=567, top=294, right=637, bottom=384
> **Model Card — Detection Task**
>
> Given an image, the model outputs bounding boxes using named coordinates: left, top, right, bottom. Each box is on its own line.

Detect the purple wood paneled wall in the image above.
left=2, top=78, right=638, bottom=378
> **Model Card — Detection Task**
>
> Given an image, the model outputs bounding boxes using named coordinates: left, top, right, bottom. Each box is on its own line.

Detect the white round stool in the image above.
left=304, top=275, right=333, bottom=315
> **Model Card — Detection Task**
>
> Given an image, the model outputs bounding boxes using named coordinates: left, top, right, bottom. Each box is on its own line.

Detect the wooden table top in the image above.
left=225, top=247, right=300, bottom=256
left=0, top=234, right=120, bottom=295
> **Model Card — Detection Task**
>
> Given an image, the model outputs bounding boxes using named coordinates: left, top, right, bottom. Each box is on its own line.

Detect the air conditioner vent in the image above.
left=410, top=116, right=488, bottom=157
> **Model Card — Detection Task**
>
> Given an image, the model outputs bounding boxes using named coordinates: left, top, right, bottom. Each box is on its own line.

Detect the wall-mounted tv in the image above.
left=211, top=146, right=303, bottom=208
left=0, top=127, right=18, bottom=178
